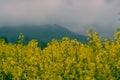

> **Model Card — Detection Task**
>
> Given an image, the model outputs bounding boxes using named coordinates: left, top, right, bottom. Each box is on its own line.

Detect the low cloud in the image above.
left=0, top=0, right=120, bottom=38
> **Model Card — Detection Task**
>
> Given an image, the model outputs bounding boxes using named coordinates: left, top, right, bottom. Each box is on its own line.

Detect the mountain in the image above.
left=0, top=24, right=88, bottom=44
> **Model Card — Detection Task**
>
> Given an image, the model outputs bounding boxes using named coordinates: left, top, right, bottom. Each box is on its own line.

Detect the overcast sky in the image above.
left=0, top=0, right=120, bottom=38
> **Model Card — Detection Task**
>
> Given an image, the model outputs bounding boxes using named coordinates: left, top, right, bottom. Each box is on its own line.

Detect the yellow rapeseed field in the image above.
left=0, top=30, right=120, bottom=80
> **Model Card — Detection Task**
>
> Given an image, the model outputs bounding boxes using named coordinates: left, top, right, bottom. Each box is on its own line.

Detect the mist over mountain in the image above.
left=0, top=0, right=119, bottom=38
left=0, top=24, right=88, bottom=44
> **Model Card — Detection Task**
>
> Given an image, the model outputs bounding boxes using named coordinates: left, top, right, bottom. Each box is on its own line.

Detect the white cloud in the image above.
left=0, top=0, right=120, bottom=38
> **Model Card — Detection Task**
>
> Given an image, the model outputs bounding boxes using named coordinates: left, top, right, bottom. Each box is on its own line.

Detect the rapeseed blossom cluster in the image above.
left=0, top=30, right=120, bottom=80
